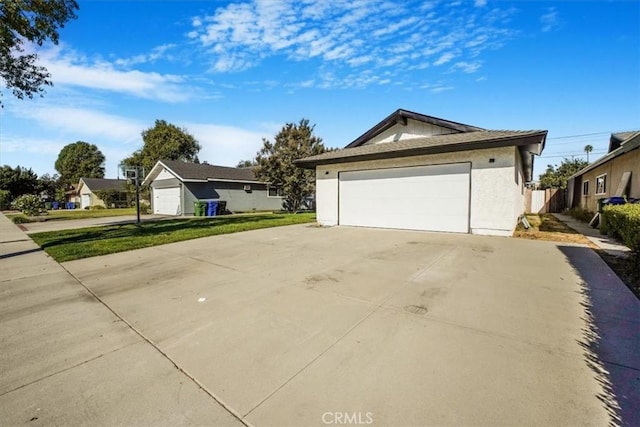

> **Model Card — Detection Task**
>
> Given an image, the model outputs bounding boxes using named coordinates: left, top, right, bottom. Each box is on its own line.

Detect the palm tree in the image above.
left=584, top=144, right=593, bottom=162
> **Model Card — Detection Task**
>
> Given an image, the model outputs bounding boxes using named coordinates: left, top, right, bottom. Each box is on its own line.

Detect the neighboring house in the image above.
left=77, top=178, right=129, bottom=209
left=296, top=109, right=547, bottom=236
left=142, top=160, right=283, bottom=215
left=567, top=131, right=640, bottom=212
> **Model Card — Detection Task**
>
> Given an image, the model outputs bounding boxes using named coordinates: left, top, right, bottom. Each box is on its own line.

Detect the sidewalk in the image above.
left=553, top=213, right=631, bottom=258
left=0, top=213, right=244, bottom=426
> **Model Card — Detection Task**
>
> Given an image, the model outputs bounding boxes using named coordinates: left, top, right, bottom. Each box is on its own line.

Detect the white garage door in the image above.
left=153, top=187, right=181, bottom=215
left=339, top=163, right=470, bottom=233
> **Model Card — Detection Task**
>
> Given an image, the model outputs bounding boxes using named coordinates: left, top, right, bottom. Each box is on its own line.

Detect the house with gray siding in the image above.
left=142, top=160, right=283, bottom=215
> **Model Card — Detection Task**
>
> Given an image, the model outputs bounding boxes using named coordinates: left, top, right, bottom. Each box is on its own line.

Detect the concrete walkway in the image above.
left=0, top=214, right=244, bottom=426
left=553, top=213, right=631, bottom=258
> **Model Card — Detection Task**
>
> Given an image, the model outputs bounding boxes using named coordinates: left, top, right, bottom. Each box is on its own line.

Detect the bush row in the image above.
left=601, top=204, right=640, bottom=250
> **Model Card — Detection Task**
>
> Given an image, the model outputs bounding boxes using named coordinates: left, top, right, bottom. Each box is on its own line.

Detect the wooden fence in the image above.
left=525, top=188, right=565, bottom=213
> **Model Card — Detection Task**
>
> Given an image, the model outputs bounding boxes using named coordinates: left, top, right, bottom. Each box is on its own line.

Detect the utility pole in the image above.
left=135, top=173, right=140, bottom=224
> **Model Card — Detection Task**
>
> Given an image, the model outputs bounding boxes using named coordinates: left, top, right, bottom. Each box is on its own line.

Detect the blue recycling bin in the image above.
left=66, top=202, right=75, bottom=209
left=52, top=201, right=59, bottom=210
left=207, top=201, right=218, bottom=217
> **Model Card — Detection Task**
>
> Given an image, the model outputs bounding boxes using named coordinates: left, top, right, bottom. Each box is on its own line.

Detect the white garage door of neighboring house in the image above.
left=81, top=194, right=91, bottom=209
left=338, top=163, right=470, bottom=233
left=154, top=187, right=181, bottom=215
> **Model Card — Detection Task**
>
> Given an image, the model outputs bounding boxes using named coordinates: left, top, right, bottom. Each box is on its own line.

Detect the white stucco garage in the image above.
left=296, top=109, right=547, bottom=236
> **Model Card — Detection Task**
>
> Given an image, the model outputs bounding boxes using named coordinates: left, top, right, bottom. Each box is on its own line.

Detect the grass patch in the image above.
left=7, top=207, right=137, bottom=223
left=31, top=213, right=316, bottom=262
left=513, top=214, right=595, bottom=246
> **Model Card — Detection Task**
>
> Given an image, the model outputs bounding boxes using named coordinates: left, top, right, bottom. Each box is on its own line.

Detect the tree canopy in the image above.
left=122, top=119, right=201, bottom=175
left=538, top=158, right=588, bottom=189
left=0, top=164, right=39, bottom=199
left=55, top=141, right=105, bottom=186
left=0, top=0, right=79, bottom=106
left=237, top=159, right=257, bottom=168
left=254, top=119, right=328, bottom=213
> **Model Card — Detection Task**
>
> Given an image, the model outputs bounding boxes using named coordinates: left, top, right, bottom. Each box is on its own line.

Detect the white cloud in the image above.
left=540, top=7, right=560, bottom=32
left=188, top=0, right=517, bottom=88
left=434, top=52, right=456, bottom=66
left=18, top=105, right=144, bottom=143
left=39, top=45, right=193, bottom=102
left=184, top=123, right=277, bottom=167
left=452, top=61, right=481, bottom=73
left=115, top=44, right=177, bottom=67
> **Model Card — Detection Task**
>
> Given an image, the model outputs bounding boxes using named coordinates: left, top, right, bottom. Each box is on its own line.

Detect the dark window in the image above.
left=582, top=180, right=589, bottom=196
left=268, top=185, right=284, bottom=197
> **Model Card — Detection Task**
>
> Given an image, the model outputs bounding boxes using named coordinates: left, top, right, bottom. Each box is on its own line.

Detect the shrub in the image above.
left=11, top=194, right=45, bottom=216
left=11, top=214, right=33, bottom=224
left=0, top=190, right=11, bottom=210
left=89, top=205, right=106, bottom=210
left=567, top=206, right=594, bottom=223
left=601, top=204, right=640, bottom=277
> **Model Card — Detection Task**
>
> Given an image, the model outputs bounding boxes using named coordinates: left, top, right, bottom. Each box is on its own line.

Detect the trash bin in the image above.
left=45, top=202, right=52, bottom=210
left=194, top=201, right=206, bottom=217
left=52, top=201, right=59, bottom=210
left=207, top=201, right=219, bottom=217
left=217, top=201, right=227, bottom=215
left=66, top=202, right=75, bottom=209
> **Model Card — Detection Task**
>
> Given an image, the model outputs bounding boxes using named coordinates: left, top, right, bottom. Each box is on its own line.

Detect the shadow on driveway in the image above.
left=559, top=245, right=640, bottom=427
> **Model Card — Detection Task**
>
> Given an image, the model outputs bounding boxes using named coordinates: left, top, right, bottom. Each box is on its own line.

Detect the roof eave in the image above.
left=297, top=132, right=547, bottom=169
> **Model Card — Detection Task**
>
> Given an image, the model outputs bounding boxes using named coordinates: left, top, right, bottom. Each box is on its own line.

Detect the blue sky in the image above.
left=1, top=0, right=638, bottom=180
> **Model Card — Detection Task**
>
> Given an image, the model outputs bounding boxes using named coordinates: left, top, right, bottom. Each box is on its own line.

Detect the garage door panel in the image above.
left=154, top=187, right=181, bottom=215
left=339, top=163, right=470, bottom=233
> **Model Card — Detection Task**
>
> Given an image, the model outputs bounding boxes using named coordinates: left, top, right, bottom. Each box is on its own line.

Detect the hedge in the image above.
left=601, top=204, right=640, bottom=252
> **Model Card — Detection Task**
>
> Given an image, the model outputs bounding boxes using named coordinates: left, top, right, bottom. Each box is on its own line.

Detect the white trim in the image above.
left=595, top=174, right=607, bottom=195
left=207, top=178, right=265, bottom=184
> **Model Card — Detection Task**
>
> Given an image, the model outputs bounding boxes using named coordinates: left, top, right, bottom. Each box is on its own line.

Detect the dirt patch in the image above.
left=513, top=214, right=596, bottom=248
left=596, top=250, right=640, bottom=300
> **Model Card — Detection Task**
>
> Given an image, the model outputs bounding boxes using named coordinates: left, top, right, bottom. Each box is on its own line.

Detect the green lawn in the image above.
left=7, top=207, right=138, bottom=222
left=31, top=213, right=316, bottom=262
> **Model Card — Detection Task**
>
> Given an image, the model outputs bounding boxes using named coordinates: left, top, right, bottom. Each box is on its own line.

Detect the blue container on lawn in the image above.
left=52, top=201, right=59, bottom=210
left=207, top=201, right=218, bottom=217
left=66, top=202, right=75, bottom=209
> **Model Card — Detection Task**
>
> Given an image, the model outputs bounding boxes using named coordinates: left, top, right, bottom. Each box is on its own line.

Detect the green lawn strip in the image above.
left=7, top=208, right=138, bottom=222
left=31, top=213, right=316, bottom=262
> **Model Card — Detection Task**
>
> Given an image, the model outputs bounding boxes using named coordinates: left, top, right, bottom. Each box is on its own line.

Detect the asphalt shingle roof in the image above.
left=296, top=130, right=547, bottom=168
left=161, top=159, right=259, bottom=182
left=81, top=178, right=128, bottom=192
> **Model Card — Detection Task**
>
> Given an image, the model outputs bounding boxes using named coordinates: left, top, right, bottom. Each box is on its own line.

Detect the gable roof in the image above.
left=79, top=178, right=128, bottom=192
left=608, top=130, right=639, bottom=152
left=142, top=159, right=262, bottom=186
left=570, top=131, right=640, bottom=179
left=296, top=130, right=547, bottom=181
left=345, top=109, right=484, bottom=148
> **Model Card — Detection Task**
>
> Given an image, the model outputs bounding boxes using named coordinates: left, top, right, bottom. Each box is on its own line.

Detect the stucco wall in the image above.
left=577, top=148, right=639, bottom=212
left=79, top=186, right=105, bottom=207
left=365, top=120, right=456, bottom=145
left=183, top=181, right=283, bottom=214
left=316, top=146, right=523, bottom=236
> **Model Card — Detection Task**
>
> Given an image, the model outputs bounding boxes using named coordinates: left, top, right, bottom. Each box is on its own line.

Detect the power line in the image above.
left=546, top=128, right=638, bottom=140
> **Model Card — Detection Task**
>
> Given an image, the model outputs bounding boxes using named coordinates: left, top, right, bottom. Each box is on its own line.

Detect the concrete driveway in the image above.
left=2, top=218, right=638, bottom=426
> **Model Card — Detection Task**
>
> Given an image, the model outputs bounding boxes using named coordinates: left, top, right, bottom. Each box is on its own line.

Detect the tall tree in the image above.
left=236, top=159, right=257, bottom=168
left=55, top=141, right=105, bottom=186
left=255, top=119, right=328, bottom=213
left=0, top=0, right=79, bottom=106
left=538, top=158, right=588, bottom=189
left=37, top=173, right=60, bottom=200
left=0, top=164, right=39, bottom=199
left=122, top=119, right=201, bottom=175
left=584, top=144, right=593, bottom=162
